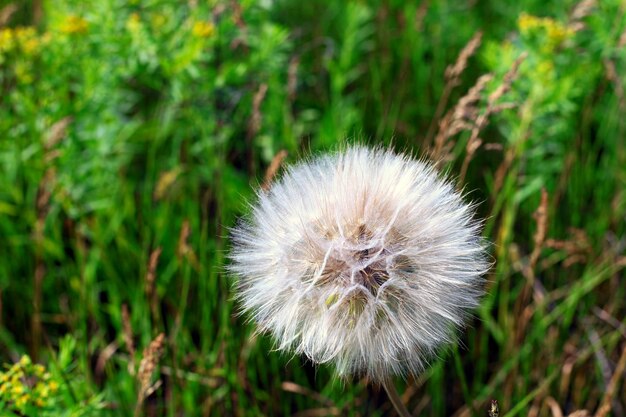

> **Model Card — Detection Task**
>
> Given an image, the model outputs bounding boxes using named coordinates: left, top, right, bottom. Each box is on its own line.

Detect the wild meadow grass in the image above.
left=0, top=0, right=625, bottom=416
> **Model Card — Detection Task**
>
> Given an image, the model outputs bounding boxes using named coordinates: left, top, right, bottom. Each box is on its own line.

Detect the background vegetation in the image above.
left=1, top=0, right=625, bottom=416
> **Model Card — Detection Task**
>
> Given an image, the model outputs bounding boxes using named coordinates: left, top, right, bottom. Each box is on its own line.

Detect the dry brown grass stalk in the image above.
left=31, top=0, right=42, bottom=25
left=592, top=307, right=626, bottom=339
left=487, top=52, right=529, bottom=191
left=287, top=56, right=300, bottom=103
left=411, top=395, right=430, bottom=417
left=425, top=31, right=483, bottom=147
left=560, top=355, right=576, bottom=400
left=159, top=365, right=221, bottom=388
left=121, top=303, right=136, bottom=374
left=154, top=168, right=182, bottom=200
left=545, top=228, right=591, bottom=268
left=44, top=117, right=73, bottom=150
left=568, top=411, right=591, bottom=417
left=569, top=0, right=596, bottom=32
left=446, top=32, right=483, bottom=81
left=529, top=397, right=542, bottom=417
left=604, top=59, right=626, bottom=112
left=0, top=4, right=17, bottom=27
left=451, top=330, right=612, bottom=417
left=545, top=397, right=564, bottom=417
left=488, top=53, right=526, bottom=105
left=31, top=165, right=58, bottom=360
left=145, top=247, right=162, bottom=320
left=619, top=29, right=626, bottom=48
left=585, top=324, right=614, bottom=404
left=245, top=83, right=268, bottom=175
left=262, top=150, right=288, bottom=191
left=594, top=343, right=626, bottom=417
left=530, top=188, right=549, bottom=270
left=293, top=407, right=341, bottom=417
left=282, top=381, right=336, bottom=408
left=249, top=83, right=268, bottom=138
left=30, top=118, right=74, bottom=359
left=95, top=341, right=119, bottom=378
left=433, top=52, right=526, bottom=179
left=492, top=147, right=515, bottom=196
left=135, top=333, right=166, bottom=416
left=430, top=73, right=493, bottom=164
left=177, top=219, right=199, bottom=269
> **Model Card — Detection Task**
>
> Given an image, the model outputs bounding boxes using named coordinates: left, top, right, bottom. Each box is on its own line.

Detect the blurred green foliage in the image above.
left=0, top=0, right=625, bottom=416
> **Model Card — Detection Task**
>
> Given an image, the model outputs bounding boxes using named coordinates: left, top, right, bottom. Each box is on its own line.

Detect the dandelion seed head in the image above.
left=229, top=146, right=489, bottom=382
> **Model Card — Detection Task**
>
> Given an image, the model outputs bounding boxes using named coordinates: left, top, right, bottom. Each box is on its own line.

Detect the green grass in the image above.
left=1, top=0, right=625, bottom=416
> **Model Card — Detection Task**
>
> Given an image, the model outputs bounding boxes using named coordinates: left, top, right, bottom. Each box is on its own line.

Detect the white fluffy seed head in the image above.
left=229, top=146, right=489, bottom=383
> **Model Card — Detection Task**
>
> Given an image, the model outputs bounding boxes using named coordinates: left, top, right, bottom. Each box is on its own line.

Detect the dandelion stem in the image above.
left=383, top=379, right=413, bottom=417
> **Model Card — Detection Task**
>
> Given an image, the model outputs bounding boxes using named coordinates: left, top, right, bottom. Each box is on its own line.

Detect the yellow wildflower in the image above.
left=11, top=370, right=24, bottom=382
left=14, top=27, right=36, bottom=41
left=49, top=380, right=59, bottom=393
left=537, top=60, right=554, bottom=76
left=126, top=12, right=141, bottom=33
left=151, top=13, right=168, bottom=31
left=18, top=355, right=31, bottom=367
left=517, top=12, right=574, bottom=52
left=33, top=364, right=45, bottom=377
left=15, top=393, right=30, bottom=407
left=38, top=384, right=50, bottom=398
left=192, top=21, right=215, bottom=38
left=546, top=21, right=573, bottom=44
left=23, top=37, right=40, bottom=55
left=518, top=13, right=542, bottom=33
left=0, top=28, right=14, bottom=52
left=11, top=383, right=24, bottom=395
left=15, top=62, right=34, bottom=84
left=41, top=32, right=52, bottom=45
left=59, top=15, right=89, bottom=34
